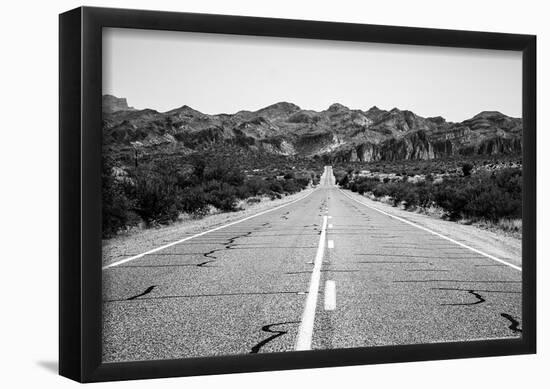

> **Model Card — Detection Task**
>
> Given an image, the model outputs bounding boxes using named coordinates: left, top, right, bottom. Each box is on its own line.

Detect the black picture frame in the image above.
left=59, top=6, right=536, bottom=383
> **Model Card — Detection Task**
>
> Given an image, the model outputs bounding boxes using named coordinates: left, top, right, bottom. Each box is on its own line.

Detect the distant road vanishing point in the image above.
left=102, top=166, right=522, bottom=362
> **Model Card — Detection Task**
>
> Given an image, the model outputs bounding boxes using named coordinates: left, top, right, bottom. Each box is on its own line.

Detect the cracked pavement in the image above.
left=102, top=166, right=522, bottom=362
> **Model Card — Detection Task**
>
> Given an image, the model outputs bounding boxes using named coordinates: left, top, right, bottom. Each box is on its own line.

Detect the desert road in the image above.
left=103, top=166, right=522, bottom=362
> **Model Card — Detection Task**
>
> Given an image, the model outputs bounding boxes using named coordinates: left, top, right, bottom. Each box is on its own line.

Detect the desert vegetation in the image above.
left=101, top=150, right=321, bottom=238
left=101, top=96, right=523, bottom=239
left=336, top=157, right=522, bottom=234
left=332, top=154, right=520, bottom=177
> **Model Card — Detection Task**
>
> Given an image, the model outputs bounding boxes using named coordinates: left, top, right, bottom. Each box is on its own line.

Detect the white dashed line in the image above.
left=328, top=224, right=333, bottom=229
left=327, top=240, right=334, bottom=249
left=328, top=216, right=333, bottom=219
left=324, top=281, right=336, bottom=311
left=295, top=215, right=328, bottom=351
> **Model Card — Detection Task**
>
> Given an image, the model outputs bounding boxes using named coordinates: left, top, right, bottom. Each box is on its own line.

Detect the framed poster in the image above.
left=59, top=6, right=536, bottom=382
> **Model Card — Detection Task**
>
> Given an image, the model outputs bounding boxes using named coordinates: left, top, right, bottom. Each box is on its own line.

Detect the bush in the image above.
left=355, top=177, right=378, bottom=195
left=282, top=179, right=300, bottom=194
left=434, top=169, right=521, bottom=221
left=206, top=183, right=239, bottom=212
left=180, top=187, right=209, bottom=216
left=101, top=151, right=322, bottom=236
left=244, top=177, right=268, bottom=196
left=130, top=171, right=181, bottom=225
left=352, top=167, right=521, bottom=222
left=296, top=177, right=310, bottom=188
left=269, top=180, right=284, bottom=193
left=203, top=162, right=245, bottom=186
left=338, top=174, right=350, bottom=187
left=283, top=172, right=295, bottom=180
left=101, top=156, right=137, bottom=237
left=462, top=163, right=474, bottom=176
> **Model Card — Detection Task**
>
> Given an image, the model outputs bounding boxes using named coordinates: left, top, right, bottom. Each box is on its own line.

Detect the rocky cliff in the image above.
left=102, top=95, right=522, bottom=162
left=102, top=95, right=136, bottom=114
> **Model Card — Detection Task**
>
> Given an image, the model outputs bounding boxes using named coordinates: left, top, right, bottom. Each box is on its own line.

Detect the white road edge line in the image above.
left=324, top=280, right=336, bottom=311
left=295, top=215, right=328, bottom=351
left=328, top=240, right=334, bottom=249
left=339, top=189, right=521, bottom=272
left=103, top=189, right=316, bottom=270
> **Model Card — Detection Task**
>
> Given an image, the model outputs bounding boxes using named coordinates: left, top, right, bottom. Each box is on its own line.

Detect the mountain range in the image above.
left=102, top=95, right=522, bottom=162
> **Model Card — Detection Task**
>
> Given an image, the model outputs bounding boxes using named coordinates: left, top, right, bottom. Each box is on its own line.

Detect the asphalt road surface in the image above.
left=103, top=166, right=522, bottom=362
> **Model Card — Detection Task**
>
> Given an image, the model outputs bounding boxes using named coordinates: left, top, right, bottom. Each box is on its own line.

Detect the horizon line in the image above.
left=102, top=94, right=522, bottom=122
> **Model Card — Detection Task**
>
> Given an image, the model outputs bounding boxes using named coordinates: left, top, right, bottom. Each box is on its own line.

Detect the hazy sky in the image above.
left=103, top=27, right=522, bottom=122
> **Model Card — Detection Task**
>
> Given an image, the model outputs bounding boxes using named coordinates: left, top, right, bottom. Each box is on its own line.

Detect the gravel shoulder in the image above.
left=102, top=188, right=315, bottom=267
left=343, top=189, right=522, bottom=267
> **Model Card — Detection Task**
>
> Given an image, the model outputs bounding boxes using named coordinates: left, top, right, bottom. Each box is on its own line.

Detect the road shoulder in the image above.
left=102, top=188, right=315, bottom=268
left=342, top=189, right=521, bottom=267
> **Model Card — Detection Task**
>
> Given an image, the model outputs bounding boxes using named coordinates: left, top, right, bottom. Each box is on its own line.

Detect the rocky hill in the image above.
left=102, top=95, right=136, bottom=114
left=102, top=95, right=522, bottom=162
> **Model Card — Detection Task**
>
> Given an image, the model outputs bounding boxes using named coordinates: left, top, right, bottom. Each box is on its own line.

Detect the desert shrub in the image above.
left=312, top=174, right=321, bottom=185
left=180, top=187, right=209, bottom=216
left=206, top=183, right=239, bottom=212
left=283, top=172, right=295, bottom=180
left=462, top=163, right=474, bottom=176
left=244, top=177, right=268, bottom=196
left=102, top=148, right=325, bottom=236
left=337, top=173, right=350, bottom=188
left=203, top=162, right=245, bottom=186
left=332, top=170, right=346, bottom=184
left=399, top=185, right=420, bottom=209
left=130, top=170, right=181, bottom=225
left=296, top=177, right=310, bottom=188
left=225, top=169, right=246, bottom=186
left=235, top=184, right=252, bottom=199
left=413, top=182, right=434, bottom=208
left=360, top=178, right=379, bottom=193
left=384, top=182, right=408, bottom=206
left=372, top=184, right=389, bottom=198
left=433, top=183, right=469, bottom=219
left=463, top=173, right=521, bottom=220
left=101, top=157, right=137, bottom=237
left=350, top=167, right=521, bottom=222
left=269, top=180, right=284, bottom=193
left=434, top=169, right=521, bottom=221
left=282, top=179, right=300, bottom=194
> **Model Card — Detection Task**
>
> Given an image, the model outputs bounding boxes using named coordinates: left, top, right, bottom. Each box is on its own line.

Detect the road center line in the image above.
left=103, top=189, right=316, bottom=270
left=295, top=215, right=328, bottom=351
left=324, top=280, right=336, bottom=311
left=328, top=240, right=334, bottom=249
left=339, top=189, right=521, bottom=271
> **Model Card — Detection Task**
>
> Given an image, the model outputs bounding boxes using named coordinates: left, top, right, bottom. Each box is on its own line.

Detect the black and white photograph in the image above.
left=101, top=27, right=524, bottom=363
left=4, top=0, right=550, bottom=387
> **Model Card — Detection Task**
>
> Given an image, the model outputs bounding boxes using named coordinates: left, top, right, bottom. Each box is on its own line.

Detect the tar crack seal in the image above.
left=127, top=285, right=156, bottom=300
left=441, top=289, right=486, bottom=306
left=501, top=313, right=522, bottom=333
left=249, top=321, right=298, bottom=353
